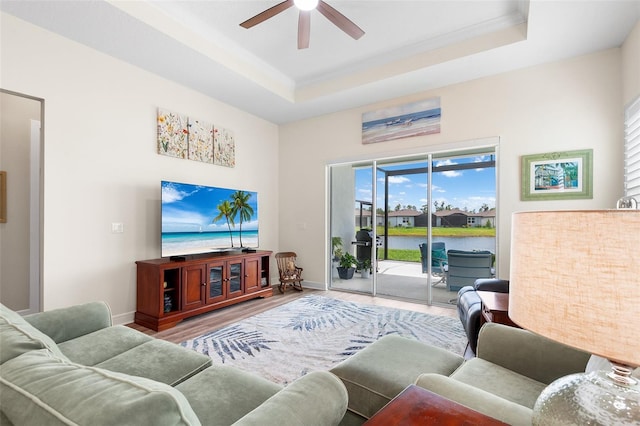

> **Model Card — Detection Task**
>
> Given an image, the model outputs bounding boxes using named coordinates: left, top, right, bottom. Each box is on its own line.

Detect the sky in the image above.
left=161, top=181, right=258, bottom=233
left=354, top=156, right=496, bottom=213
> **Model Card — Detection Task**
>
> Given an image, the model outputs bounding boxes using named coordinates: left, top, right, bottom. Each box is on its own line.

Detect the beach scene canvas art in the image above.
left=362, top=97, right=441, bottom=144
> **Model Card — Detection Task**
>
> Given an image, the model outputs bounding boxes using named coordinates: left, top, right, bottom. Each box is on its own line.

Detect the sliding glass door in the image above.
left=428, top=152, right=497, bottom=304
left=329, top=146, right=497, bottom=306
left=329, top=162, right=374, bottom=294
left=374, top=156, right=430, bottom=302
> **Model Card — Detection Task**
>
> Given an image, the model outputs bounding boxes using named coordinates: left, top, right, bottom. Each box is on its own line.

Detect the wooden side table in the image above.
left=476, top=291, right=519, bottom=328
left=364, top=385, right=508, bottom=425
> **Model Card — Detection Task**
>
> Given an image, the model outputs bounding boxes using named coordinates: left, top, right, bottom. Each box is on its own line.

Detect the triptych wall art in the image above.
left=157, top=108, right=235, bottom=168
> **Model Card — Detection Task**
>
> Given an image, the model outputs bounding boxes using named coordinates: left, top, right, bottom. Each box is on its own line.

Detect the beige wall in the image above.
left=280, top=48, right=624, bottom=285
left=622, top=20, right=640, bottom=106
left=1, top=14, right=279, bottom=322
left=0, top=92, right=41, bottom=311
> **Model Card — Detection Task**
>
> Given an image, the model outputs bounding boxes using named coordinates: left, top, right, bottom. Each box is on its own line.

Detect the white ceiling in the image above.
left=2, top=1, right=639, bottom=124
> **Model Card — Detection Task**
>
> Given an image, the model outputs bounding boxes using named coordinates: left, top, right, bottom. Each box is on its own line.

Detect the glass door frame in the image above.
left=327, top=138, right=500, bottom=305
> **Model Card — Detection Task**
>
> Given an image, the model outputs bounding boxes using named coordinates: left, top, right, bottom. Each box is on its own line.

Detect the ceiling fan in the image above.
left=240, top=0, right=365, bottom=49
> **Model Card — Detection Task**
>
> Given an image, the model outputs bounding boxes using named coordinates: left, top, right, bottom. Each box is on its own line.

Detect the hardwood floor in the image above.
left=128, top=289, right=458, bottom=344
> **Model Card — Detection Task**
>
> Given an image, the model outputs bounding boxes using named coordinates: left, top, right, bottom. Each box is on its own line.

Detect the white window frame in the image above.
left=624, top=96, right=640, bottom=198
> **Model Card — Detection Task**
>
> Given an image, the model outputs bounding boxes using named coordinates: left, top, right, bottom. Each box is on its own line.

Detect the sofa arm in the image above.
left=233, top=371, right=348, bottom=426
left=415, top=373, right=532, bottom=426
left=25, top=302, right=112, bottom=344
left=476, top=323, right=590, bottom=384
left=474, top=278, right=509, bottom=293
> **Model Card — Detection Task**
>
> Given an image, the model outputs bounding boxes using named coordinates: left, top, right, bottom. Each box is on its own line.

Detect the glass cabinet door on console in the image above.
left=206, top=259, right=243, bottom=303
left=207, top=264, right=226, bottom=304
left=228, top=260, right=243, bottom=297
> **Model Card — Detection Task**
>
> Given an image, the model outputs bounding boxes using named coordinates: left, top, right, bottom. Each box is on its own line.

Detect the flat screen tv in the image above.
left=161, top=180, right=258, bottom=258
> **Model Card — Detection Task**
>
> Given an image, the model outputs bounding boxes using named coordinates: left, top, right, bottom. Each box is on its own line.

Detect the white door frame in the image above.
left=28, top=119, right=41, bottom=314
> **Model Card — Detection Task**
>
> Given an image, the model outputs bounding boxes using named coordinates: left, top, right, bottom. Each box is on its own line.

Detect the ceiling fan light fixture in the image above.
left=294, top=0, right=318, bottom=11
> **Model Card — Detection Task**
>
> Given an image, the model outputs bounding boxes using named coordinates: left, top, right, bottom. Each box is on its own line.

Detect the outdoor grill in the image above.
left=352, top=229, right=381, bottom=267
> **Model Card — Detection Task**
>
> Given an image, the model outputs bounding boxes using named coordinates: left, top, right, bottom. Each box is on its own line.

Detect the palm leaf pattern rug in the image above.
left=181, top=295, right=466, bottom=385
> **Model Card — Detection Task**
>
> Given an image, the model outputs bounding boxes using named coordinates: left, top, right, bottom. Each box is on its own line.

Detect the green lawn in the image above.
left=377, top=226, right=495, bottom=237
left=386, top=249, right=422, bottom=262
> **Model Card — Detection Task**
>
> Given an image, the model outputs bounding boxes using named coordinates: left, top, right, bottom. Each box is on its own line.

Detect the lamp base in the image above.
left=533, top=369, right=640, bottom=425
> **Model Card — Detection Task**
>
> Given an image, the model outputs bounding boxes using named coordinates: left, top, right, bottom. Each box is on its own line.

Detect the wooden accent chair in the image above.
left=275, top=252, right=304, bottom=293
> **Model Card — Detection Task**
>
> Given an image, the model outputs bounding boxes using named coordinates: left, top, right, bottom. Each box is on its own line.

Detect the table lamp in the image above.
left=509, top=208, right=640, bottom=425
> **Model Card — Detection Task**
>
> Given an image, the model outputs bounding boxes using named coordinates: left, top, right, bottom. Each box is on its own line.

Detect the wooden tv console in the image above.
left=135, top=250, right=273, bottom=331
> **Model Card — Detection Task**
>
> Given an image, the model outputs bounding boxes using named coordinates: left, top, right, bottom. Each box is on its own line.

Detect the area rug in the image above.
left=181, top=295, right=467, bottom=385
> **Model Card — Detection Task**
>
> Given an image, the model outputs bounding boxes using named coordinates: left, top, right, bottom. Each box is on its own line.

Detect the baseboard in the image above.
left=112, top=311, right=135, bottom=326
left=299, top=281, right=326, bottom=291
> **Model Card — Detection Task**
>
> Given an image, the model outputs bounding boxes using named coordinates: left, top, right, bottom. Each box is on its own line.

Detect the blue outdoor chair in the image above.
left=419, top=242, right=448, bottom=286
left=445, top=250, right=493, bottom=292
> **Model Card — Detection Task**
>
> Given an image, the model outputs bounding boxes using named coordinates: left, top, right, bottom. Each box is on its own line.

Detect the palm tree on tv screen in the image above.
left=213, top=200, right=235, bottom=247
left=231, top=191, right=254, bottom=247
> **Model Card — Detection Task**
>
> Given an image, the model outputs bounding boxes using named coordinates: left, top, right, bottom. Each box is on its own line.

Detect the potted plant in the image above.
left=359, top=258, right=372, bottom=278
left=337, top=252, right=357, bottom=280
left=331, top=237, right=343, bottom=262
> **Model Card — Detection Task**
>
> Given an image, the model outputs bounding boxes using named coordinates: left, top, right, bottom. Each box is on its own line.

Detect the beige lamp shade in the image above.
left=509, top=210, right=640, bottom=367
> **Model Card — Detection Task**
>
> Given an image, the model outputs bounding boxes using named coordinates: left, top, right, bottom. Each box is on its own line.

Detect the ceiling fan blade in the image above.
left=317, top=1, right=365, bottom=40
left=298, top=11, right=311, bottom=49
left=240, top=0, right=295, bottom=29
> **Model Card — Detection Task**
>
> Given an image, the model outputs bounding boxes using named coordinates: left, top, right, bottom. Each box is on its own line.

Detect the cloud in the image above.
left=435, top=159, right=456, bottom=167
left=162, top=185, right=189, bottom=203
left=434, top=159, right=463, bottom=178
left=162, top=183, right=199, bottom=203
left=385, top=176, right=411, bottom=184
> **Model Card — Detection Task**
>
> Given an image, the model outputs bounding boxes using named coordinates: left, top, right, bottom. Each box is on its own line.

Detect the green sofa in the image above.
left=0, top=302, right=348, bottom=426
left=331, top=322, right=592, bottom=425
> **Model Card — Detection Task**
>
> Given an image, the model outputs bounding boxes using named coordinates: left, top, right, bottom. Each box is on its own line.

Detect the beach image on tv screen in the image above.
left=161, top=181, right=258, bottom=257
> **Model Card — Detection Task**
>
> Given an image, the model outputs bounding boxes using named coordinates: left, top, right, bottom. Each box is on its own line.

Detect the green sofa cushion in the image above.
left=96, top=339, right=212, bottom=386
left=57, top=325, right=152, bottom=365
left=0, top=303, right=67, bottom=364
left=0, top=349, right=201, bottom=426
left=177, top=365, right=281, bottom=425
left=476, top=323, right=590, bottom=384
left=415, top=373, right=533, bottom=426
left=57, top=325, right=211, bottom=386
left=234, top=371, right=348, bottom=426
left=25, top=301, right=112, bottom=343
left=450, top=357, right=547, bottom=408
left=329, top=334, right=464, bottom=419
